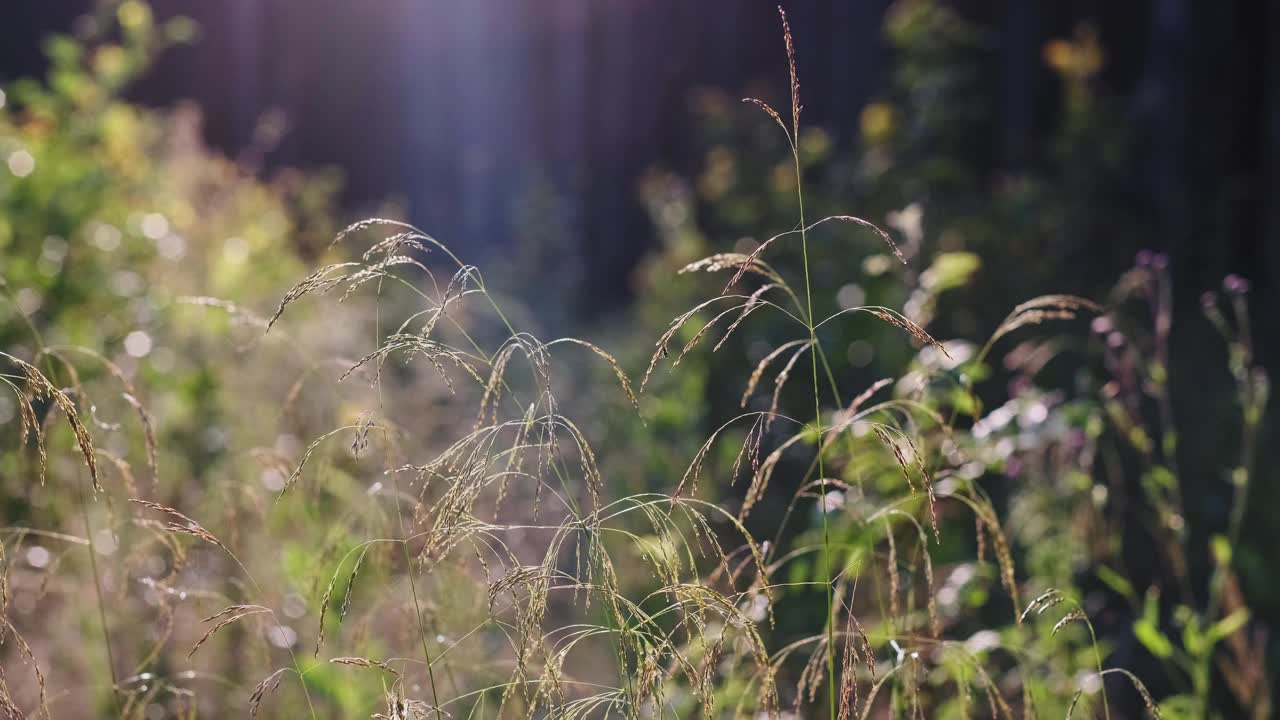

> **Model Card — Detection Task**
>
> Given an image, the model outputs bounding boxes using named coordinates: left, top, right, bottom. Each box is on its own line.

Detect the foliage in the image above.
left=0, top=1, right=1272, bottom=719
left=625, top=1, right=1274, bottom=717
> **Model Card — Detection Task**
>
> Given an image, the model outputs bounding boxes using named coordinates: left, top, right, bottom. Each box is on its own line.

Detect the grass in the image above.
left=2, top=5, right=1269, bottom=719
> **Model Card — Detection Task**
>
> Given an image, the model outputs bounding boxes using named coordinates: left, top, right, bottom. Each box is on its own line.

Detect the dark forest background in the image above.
left=4, top=0, right=1276, bottom=338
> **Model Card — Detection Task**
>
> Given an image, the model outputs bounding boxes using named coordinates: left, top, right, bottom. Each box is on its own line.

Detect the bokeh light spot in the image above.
left=124, top=330, right=153, bottom=358
left=7, top=150, right=35, bottom=177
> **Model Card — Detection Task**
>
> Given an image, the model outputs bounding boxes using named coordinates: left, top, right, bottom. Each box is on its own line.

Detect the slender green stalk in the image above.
left=791, top=129, right=835, bottom=720
left=1083, top=614, right=1111, bottom=720
left=1198, top=295, right=1262, bottom=719
left=373, top=275, right=444, bottom=720
left=769, top=7, right=836, bottom=713
left=77, top=482, right=122, bottom=717
left=400, top=530, right=444, bottom=720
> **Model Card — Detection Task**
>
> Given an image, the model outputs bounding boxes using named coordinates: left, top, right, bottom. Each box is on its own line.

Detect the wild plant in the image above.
left=6, top=4, right=1261, bottom=719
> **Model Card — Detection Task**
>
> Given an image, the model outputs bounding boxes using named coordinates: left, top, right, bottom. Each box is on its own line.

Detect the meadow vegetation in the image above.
left=0, top=2, right=1272, bottom=718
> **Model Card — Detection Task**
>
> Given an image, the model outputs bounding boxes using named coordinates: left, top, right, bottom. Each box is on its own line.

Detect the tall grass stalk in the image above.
left=772, top=6, right=836, bottom=715
left=373, top=272, right=445, bottom=719
left=2, top=281, right=123, bottom=716
left=77, top=482, right=122, bottom=717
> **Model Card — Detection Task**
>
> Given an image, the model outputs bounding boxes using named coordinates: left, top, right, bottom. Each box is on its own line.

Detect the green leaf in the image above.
left=1207, top=608, right=1250, bottom=644
left=1135, top=588, right=1173, bottom=658
left=1148, top=361, right=1167, bottom=385
left=1210, top=534, right=1232, bottom=566
left=1180, top=612, right=1205, bottom=657
left=1095, top=565, right=1136, bottom=603
left=1158, top=694, right=1200, bottom=720
left=1147, top=465, right=1175, bottom=490
left=927, top=251, right=981, bottom=292
left=1134, top=619, right=1173, bottom=659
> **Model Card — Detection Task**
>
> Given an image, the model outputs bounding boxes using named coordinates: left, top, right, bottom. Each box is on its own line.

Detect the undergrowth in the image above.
left=1, top=4, right=1270, bottom=719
